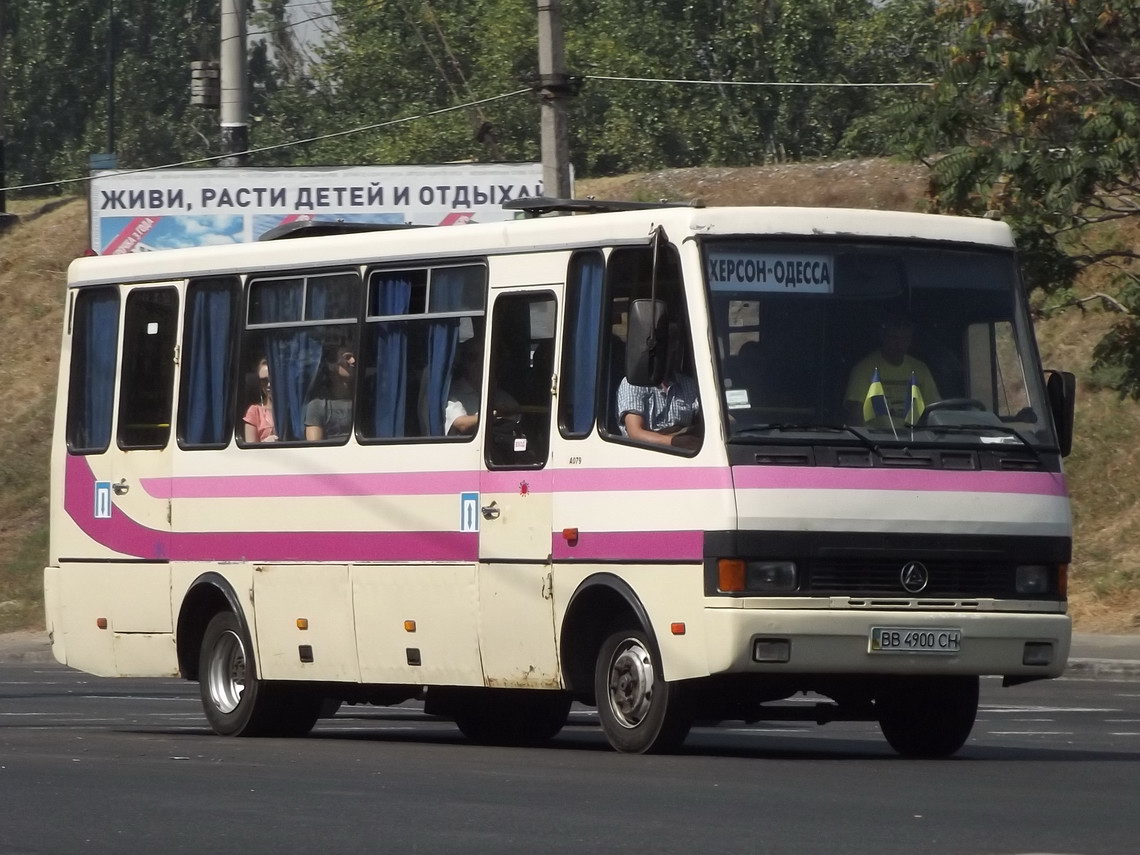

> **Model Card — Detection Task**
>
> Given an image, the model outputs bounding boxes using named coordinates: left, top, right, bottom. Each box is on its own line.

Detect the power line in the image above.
left=587, top=74, right=935, bottom=89
left=0, top=88, right=532, bottom=195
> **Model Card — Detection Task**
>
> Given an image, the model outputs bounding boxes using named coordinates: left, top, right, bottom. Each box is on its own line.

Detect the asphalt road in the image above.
left=2, top=661, right=1139, bottom=855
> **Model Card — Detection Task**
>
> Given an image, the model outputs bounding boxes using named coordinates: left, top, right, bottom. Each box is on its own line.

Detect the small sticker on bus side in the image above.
left=94, top=481, right=112, bottom=519
left=460, top=492, right=479, bottom=532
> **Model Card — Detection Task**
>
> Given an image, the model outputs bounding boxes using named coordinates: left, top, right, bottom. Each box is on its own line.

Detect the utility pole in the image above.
left=0, top=0, right=7, bottom=215
left=220, top=0, right=249, bottom=165
left=536, top=0, right=572, bottom=199
left=107, top=1, right=115, bottom=155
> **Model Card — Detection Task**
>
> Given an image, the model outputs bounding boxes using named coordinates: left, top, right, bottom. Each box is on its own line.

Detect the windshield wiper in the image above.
left=923, top=423, right=1043, bottom=460
left=730, top=423, right=881, bottom=454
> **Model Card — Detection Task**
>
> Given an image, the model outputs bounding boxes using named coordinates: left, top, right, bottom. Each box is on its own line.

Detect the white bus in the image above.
left=46, top=198, right=1075, bottom=757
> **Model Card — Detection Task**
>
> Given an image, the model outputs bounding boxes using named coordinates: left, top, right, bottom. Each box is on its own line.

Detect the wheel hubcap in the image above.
left=207, top=629, right=247, bottom=714
left=607, top=639, right=655, bottom=728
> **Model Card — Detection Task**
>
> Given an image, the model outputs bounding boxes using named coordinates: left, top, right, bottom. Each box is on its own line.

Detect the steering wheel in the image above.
left=922, top=398, right=986, bottom=414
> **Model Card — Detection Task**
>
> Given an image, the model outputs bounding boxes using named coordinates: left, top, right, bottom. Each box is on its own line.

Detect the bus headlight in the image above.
left=746, top=561, right=798, bottom=592
left=1015, top=565, right=1050, bottom=594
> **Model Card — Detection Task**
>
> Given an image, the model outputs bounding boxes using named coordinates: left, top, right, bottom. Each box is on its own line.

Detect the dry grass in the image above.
left=0, top=197, right=87, bottom=629
left=0, top=160, right=1136, bottom=634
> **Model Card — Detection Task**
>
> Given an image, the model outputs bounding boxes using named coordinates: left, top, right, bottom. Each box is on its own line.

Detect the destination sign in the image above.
left=708, top=251, right=834, bottom=294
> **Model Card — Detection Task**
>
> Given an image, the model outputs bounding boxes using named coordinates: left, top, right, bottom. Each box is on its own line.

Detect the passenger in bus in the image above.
left=305, top=346, right=356, bottom=441
left=243, top=358, right=278, bottom=442
left=844, top=314, right=940, bottom=427
left=444, top=337, right=519, bottom=436
left=445, top=338, right=483, bottom=435
left=616, top=326, right=701, bottom=450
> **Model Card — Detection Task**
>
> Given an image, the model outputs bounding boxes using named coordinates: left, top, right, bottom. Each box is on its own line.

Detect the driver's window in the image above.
left=484, top=292, right=556, bottom=469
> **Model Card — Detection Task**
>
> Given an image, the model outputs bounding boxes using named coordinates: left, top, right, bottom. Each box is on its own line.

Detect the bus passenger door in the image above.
left=103, top=285, right=180, bottom=561
left=56, top=284, right=180, bottom=671
left=477, top=291, right=560, bottom=687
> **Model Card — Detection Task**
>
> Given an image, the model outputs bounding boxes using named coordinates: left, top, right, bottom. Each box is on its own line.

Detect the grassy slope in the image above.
left=0, top=159, right=1136, bottom=632
left=0, top=198, right=86, bottom=629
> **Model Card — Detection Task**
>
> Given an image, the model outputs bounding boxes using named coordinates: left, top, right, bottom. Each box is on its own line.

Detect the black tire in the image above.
left=197, top=611, right=321, bottom=738
left=455, top=689, right=572, bottom=745
left=594, top=629, right=691, bottom=754
left=877, top=675, right=979, bottom=758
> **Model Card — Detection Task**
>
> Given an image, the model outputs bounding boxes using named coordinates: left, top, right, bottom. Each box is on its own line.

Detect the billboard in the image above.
left=88, top=163, right=550, bottom=254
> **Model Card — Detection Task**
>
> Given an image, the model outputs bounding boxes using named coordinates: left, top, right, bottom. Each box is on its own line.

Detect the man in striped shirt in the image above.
left=616, top=357, right=701, bottom=451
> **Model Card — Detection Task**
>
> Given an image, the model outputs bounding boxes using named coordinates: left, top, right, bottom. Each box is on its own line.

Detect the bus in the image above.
left=46, top=198, right=1075, bottom=757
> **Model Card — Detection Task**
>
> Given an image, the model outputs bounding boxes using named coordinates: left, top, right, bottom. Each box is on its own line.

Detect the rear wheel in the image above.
left=595, top=629, right=691, bottom=754
left=198, top=611, right=320, bottom=737
left=454, top=689, right=572, bottom=745
left=877, top=675, right=979, bottom=758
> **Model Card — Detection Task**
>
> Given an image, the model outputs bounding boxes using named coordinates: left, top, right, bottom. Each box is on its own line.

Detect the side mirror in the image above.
left=625, top=299, right=668, bottom=387
left=1045, top=370, right=1076, bottom=457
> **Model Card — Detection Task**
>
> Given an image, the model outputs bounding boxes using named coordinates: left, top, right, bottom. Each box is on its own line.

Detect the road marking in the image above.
left=983, top=705, right=1119, bottom=713
left=987, top=730, right=1073, bottom=736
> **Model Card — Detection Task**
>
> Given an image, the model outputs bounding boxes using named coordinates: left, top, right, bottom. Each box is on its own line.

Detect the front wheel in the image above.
left=594, top=629, right=691, bottom=754
left=877, top=675, right=979, bottom=758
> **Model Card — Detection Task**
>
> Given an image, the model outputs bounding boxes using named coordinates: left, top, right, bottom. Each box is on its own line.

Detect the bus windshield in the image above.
left=704, top=238, right=1058, bottom=450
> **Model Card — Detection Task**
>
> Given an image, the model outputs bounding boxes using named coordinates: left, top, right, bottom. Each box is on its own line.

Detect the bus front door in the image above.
left=477, top=291, right=560, bottom=688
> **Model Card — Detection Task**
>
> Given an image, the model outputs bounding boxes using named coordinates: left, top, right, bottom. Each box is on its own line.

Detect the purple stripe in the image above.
left=67, top=456, right=476, bottom=562
left=143, top=469, right=479, bottom=499
left=731, top=465, right=1067, bottom=496
left=555, top=466, right=732, bottom=492
left=552, top=530, right=704, bottom=561
left=144, top=465, right=733, bottom=500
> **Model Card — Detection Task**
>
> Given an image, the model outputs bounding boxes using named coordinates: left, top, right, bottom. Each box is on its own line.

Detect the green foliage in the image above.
left=309, top=0, right=942, bottom=174
left=901, top=0, right=1140, bottom=396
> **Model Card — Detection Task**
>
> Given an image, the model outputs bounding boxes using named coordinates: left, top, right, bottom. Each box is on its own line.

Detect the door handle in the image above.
left=481, top=501, right=500, bottom=520
left=112, top=479, right=129, bottom=495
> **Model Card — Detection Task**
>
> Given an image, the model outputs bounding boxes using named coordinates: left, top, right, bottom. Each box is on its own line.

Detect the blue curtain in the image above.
left=260, top=284, right=321, bottom=442
left=424, top=270, right=466, bottom=436
left=184, top=282, right=234, bottom=445
left=371, top=275, right=411, bottom=438
left=567, top=254, right=604, bottom=435
left=79, top=289, right=120, bottom=450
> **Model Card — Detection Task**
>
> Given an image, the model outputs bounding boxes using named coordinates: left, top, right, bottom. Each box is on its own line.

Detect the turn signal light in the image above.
left=1057, top=564, right=1068, bottom=598
left=718, top=559, right=746, bottom=592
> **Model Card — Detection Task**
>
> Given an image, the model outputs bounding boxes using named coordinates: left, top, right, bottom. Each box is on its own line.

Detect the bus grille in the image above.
left=805, top=560, right=1012, bottom=598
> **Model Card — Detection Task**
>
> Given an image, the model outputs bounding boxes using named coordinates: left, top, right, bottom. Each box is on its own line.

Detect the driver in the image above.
left=617, top=322, right=701, bottom=450
left=844, top=314, right=940, bottom=427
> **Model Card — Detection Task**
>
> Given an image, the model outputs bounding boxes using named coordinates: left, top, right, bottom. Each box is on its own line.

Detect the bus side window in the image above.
left=485, top=292, right=556, bottom=468
left=66, top=287, right=121, bottom=454
left=558, top=251, right=604, bottom=438
left=118, top=287, right=179, bottom=450
left=357, top=263, right=486, bottom=440
left=179, top=277, right=239, bottom=448
left=241, top=271, right=360, bottom=445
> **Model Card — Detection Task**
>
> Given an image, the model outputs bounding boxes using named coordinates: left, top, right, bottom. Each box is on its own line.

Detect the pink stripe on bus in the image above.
left=66, top=456, right=476, bottom=562
left=552, top=529, right=704, bottom=562
left=731, top=466, right=1067, bottom=496
left=142, top=465, right=733, bottom=500
left=142, top=469, right=479, bottom=499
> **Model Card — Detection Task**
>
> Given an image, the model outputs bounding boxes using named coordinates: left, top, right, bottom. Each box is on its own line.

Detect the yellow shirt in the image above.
left=845, top=351, right=940, bottom=424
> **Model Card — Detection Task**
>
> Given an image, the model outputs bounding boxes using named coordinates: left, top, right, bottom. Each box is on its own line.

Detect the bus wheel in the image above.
left=595, top=629, right=691, bottom=754
left=877, top=675, right=979, bottom=758
left=198, top=611, right=319, bottom=737
left=455, top=689, right=572, bottom=745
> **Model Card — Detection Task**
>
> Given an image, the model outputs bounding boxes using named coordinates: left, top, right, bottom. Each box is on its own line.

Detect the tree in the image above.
left=901, top=0, right=1140, bottom=394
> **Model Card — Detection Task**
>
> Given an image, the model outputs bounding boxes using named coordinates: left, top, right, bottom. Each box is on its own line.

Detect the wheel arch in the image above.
left=559, top=572, right=658, bottom=702
left=176, top=572, right=252, bottom=681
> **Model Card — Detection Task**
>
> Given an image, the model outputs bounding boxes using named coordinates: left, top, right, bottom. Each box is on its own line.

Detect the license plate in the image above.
left=870, top=627, right=961, bottom=654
